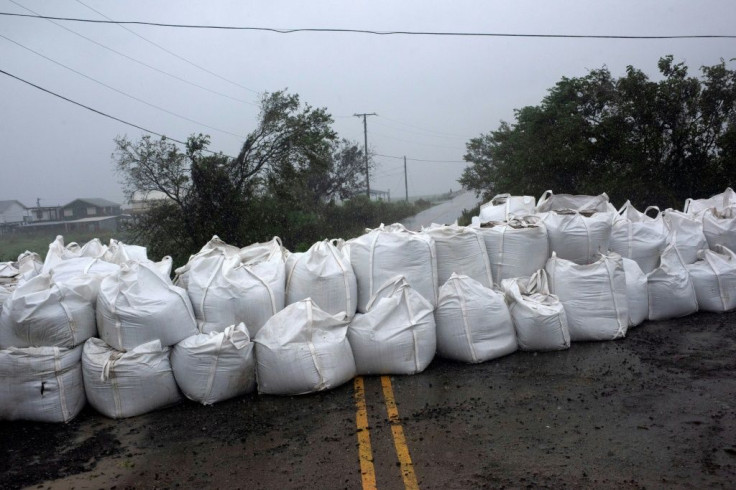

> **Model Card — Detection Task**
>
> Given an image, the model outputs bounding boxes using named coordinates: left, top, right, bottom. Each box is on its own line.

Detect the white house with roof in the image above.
left=0, top=200, right=28, bottom=225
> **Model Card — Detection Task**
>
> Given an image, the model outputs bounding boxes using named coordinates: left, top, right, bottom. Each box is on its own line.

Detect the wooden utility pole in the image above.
left=404, top=156, right=408, bottom=202
left=354, top=113, right=376, bottom=198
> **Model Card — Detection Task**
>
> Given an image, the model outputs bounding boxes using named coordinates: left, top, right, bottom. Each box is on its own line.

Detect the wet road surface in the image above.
left=2, top=310, right=736, bottom=489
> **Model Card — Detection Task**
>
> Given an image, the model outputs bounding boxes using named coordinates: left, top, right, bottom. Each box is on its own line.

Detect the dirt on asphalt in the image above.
left=2, top=311, right=736, bottom=489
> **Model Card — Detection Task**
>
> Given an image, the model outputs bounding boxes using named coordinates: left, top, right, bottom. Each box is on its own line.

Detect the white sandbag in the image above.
left=173, top=235, right=242, bottom=290
left=422, top=223, right=493, bottom=288
left=686, top=245, right=736, bottom=313
left=610, top=202, right=668, bottom=274
left=0, top=273, right=96, bottom=349
left=0, top=344, right=85, bottom=423
left=285, top=239, right=357, bottom=319
left=478, top=194, right=536, bottom=222
left=97, top=260, right=197, bottom=351
left=662, top=209, right=708, bottom=264
left=435, top=274, right=516, bottom=363
left=541, top=210, right=614, bottom=265
left=254, top=299, right=355, bottom=395
left=47, top=257, right=120, bottom=302
left=647, top=242, right=698, bottom=321
left=103, top=239, right=148, bottom=265
left=0, top=284, right=11, bottom=312
left=0, top=262, right=18, bottom=281
left=171, top=323, right=256, bottom=405
left=183, top=237, right=286, bottom=337
left=622, top=258, right=648, bottom=327
left=684, top=187, right=736, bottom=216
left=478, top=217, right=549, bottom=284
left=16, top=251, right=43, bottom=283
left=79, top=238, right=108, bottom=259
left=536, top=190, right=611, bottom=213
left=42, top=236, right=81, bottom=274
left=546, top=252, right=628, bottom=341
left=348, top=276, right=436, bottom=375
left=82, top=338, right=180, bottom=419
left=703, top=208, right=736, bottom=253
left=345, top=223, right=438, bottom=312
left=501, top=271, right=570, bottom=351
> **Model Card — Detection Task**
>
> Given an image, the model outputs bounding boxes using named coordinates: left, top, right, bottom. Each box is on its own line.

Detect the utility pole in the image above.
left=354, top=112, right=376, bottom=198
left=404, top=156, right=408, bottom=202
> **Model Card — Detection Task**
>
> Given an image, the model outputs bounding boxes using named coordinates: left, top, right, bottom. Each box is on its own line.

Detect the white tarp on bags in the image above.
left=82, top=338, right=181, bottom=419
left=662, top=209, right=708, bottom=264
left=0, top=273, right=96, bottom=349
left=285, top=239, right=357, bottom=319
left=535, top=190, right=611, bottom=213
left=647, top=241, right=698, bottom=321
left=686, top=245, right=736, bottom=313
left=478, top=194, right=536, bottom=222
left=254, top=298, right=355, bottom=395
left=181, top=237, right=286, bottom=337
left=501, top=271, right=570, bottom=351
left=348, top=276, right=436, bottom=375
left=610, top=202, right=668, bottom=274
left=422, top=223, right=493, bottom=288
left=171, top=323, right=256, bottom=405
left=346, top=223, right=438, bottom=312
left=703, top=208, right=736, bottom=253
left=434, top=273, right=516, bottom=363
left=622, top=258, right=649, bottom=327
left=477, top=217, right=549, bottom=284
left=541, top=210, right=614, bottom=265
left=0, top=344, right=85, bottom=423
left=97, top=260, right=197, bottom=351
left=684, top=187, right=736, bottom=216
left=546, top=252, right=629, bottom=342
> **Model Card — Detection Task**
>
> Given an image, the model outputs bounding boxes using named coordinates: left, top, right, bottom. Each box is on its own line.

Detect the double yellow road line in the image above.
left=354, top=376, right=419, bottom=490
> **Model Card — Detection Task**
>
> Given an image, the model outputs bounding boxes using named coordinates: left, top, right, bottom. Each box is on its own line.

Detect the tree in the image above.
left=460, top=56, right=736, bottom=209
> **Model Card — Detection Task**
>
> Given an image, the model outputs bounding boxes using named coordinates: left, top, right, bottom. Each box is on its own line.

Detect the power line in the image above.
left=73, top=0, right=260, bottom=95
left=375, top=153, right=466, bottom=163
left=1, top=12, right=735, bottom=39
left=378, top=115, right=469, bottom=139
left=6, top=1, right=257, bottom=105
left=0, top=67, right=224, bottom=154
left=0, top=33, right=246, bottom=140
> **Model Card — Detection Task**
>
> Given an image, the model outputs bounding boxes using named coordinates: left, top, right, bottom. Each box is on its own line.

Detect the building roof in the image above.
left=62, top=198, right=120, bottom=208
left=0, top=200, right=27, bottom=213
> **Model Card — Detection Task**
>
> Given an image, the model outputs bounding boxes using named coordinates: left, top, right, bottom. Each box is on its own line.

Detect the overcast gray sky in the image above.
left=1, top=0, right=734, bottom=207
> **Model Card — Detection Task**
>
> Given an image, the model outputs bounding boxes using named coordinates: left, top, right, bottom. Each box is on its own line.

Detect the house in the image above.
left=0, top=200, right=28, bottom=225
left=61, top=198, right=122, bottom=220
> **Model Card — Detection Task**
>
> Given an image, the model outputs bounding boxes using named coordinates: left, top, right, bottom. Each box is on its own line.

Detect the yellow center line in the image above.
left=381, top=375, right=419, bottom=490
left=354, top=376, right=377, bottom=490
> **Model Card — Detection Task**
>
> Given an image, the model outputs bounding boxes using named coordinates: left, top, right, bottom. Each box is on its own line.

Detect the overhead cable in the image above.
left=374, top=153, right=466, bottom=163
left=1, top=12, right=734, bottom=39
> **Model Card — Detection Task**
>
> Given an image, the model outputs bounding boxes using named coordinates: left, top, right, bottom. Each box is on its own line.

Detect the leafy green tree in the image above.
left=460, top=56, right=736, bottom=209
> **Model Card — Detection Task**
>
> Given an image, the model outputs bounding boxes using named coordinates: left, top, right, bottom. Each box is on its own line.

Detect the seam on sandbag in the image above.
left=200, top=255, right=225, bottom=326
left=402, top=288, right=421, bottom=373
left=369, top=232, right=381, bottom=300
left=53, top=347, right=70, bottom=422
left=425, top=239, right=439, bottom=305
left=284, top=252, right=302, bottom=293
left=244, top=266, right=278, bottom=316
left=111, top=278, right=124, bottom=351
left=498, top=226, right=506, bottom=283
left=327, top=243, right=352, bottom=316
left=203, top=334, right=225, bottom=404
left=603, top=257, right=626, bottom=339
left=453, top=277, right=477, bottom=363
left=579, top=212, right=591, bottom=262
left=305, top=301, right=326, bottom=390
left=55, top=284, right=77, bottom=345
left=705, top=253, right=727, bottom=311
left=475, top=232, right=494, bottom=287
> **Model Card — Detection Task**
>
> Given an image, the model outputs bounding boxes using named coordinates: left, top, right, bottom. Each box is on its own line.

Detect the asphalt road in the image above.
left=401, top=192, right=481, bottom=231
left=2, top=310, right=736, bottom=489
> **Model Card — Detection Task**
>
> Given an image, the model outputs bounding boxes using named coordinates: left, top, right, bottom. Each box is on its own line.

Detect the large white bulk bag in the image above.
left=82, top=338, right=180, bottom=419
left=173, top=235, right=242, bottom=290
left=501, top=271, right=570, bottom=351
left=16, top=251, right=43, bottom=283
left=622, top=258, right=648, bottom=327
left=647, top=242, right=698, bottom=321
left=546, top=252, right=628, bottom=341
left=703, top=208, right=736, bottom=253
left=346, top=223, right=438, bottom=312
left=42, top=236, right=81, bottom=274
left=686, top=245, right=736, bottom=312
left=478, top=194, right=536, bottom=222
left=97, top=261, right=197, bottom=351
left=662, top=209, right=708, bottom=264
left=103, top=239, right=148, bottom=265
left=478, top=217, right=549, bottom=284
left=541, top=210, right=614, bottom=265
left=435, top=273, right=516, bottom=363
left=285, top=239, right=357, bottom=319
left=185, top=239, right=285, bottom=337
left=0, top=274, right=96, bottom=349
left=0, top=345, right=85, bottom=423
left=0, top=284, right=11, bottom=312
left=684, top=187, right=736, bottom=216
left=610, top=202, right=668, bottom=274
left=171, top=323, right=256, bottom=405
left=254, top=299, right=355, bottom=395
left=536, top=190, right=611, bottom=213
left=422, top=223, right=493, bottom=288
left=348, top=276, right=436, bottom=375
left=0, top=262, right=18, bottom=283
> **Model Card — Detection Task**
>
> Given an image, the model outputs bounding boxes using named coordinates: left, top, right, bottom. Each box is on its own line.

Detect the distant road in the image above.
left=401, top=190, right=481, bottom=230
